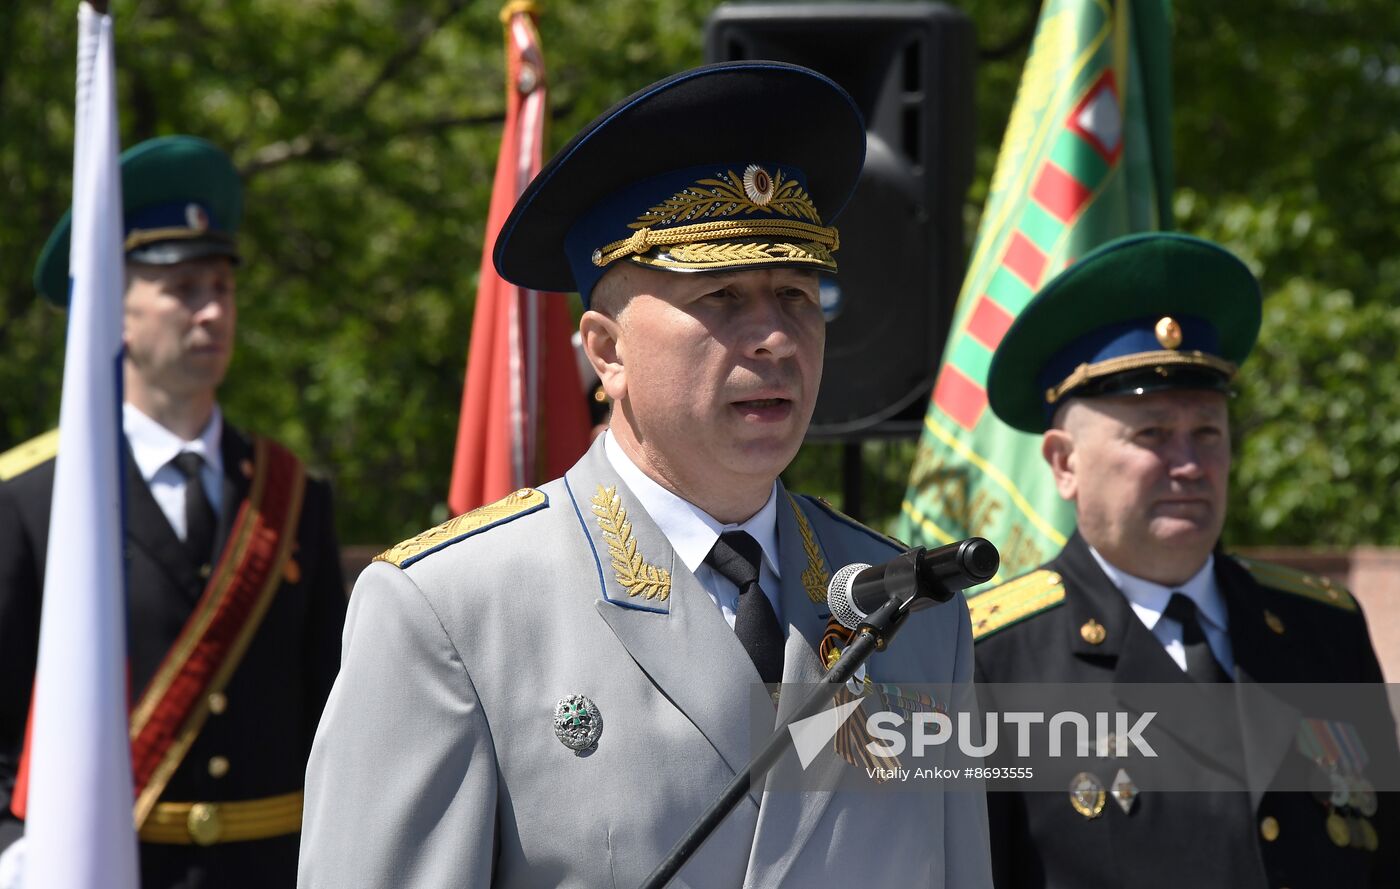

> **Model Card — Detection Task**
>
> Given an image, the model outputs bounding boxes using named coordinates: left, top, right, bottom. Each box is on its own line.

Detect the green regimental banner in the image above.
left=896, top=0, right=1174, bottom=584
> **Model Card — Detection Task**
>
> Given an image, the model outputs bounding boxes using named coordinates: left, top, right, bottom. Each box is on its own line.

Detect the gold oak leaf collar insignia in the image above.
left=787, top=495, right=831, bottom=605
left=591, top=484, right=671, bottom=601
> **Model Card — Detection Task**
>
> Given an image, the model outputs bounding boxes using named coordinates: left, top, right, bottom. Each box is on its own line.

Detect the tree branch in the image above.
left=241, top=135, right=344, bottom=177
left=348, top=0, right=472, bottom=113
left=239, top=102, right=575, bottom=178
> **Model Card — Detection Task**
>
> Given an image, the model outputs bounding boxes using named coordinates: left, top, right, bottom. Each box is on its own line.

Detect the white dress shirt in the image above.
left=1088, top=545, right=1234, bottom=675
left=123, top=403, right=224, bottom=542
left=603, top=431, right=782, bottom=628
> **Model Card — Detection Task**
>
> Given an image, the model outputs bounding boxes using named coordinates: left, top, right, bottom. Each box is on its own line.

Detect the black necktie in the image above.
left=705, top=531, right=785, bottom=684
left=1163, top=593, right=1232, bottom=683
left=170, top=451, right=216, bottom=568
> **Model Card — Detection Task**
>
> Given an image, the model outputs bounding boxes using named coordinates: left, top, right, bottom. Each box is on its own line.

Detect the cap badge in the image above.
left=185, top=203, right=209, bottom=233
left=742, top=163, right=775, bottom=206
left=553, top=693, right=603, bottom=753
left=1154, top=316, right=1183, bottom=350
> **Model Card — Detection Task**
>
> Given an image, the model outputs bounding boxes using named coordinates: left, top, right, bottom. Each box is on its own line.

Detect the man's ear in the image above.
left=579, top=311, right=626, bottom=403
left=1041, top=426, right=1078, bottom=502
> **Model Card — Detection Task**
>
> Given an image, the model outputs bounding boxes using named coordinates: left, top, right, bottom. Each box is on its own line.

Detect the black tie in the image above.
left=705, top=531, right=785, bottom=685
left=1163, top=593, right=1232, bottom=683
left=170, top=451, right=216, bottom=568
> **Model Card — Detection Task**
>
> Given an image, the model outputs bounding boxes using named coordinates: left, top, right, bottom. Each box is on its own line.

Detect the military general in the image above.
left=0, top=136, right=347, bottom=888
left=298, top=62, right=992, bottom=888
left=970, top=232, right=1397, bottom=888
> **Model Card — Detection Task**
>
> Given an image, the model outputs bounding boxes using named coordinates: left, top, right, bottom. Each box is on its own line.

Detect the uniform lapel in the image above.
left=215, top=424, right=253, bottom=561
left=1058, top=535, right=1244, bottom=779
left=773, top=487, right=829, bottom=694
left=122, top=441, right=200, bottom=594
left=744, top=491, right=840, bottom=889
left=568, top=439, right=764, bottom=806
left=1219, top=556, right=1301, bottom=809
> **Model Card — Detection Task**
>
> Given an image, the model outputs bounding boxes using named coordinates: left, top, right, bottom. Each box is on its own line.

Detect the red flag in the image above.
left=447, top=2, right=589, bottom=515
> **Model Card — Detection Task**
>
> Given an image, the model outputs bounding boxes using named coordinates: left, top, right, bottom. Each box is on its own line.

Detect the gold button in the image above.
left=1260, top=815, right=1280, bottom=842
left=283, top=557, right=301, bottom=584
left=208, top=692, right=227, bottom=715
left=199, top=564, right=212, bottom=580
left=208, top=756, right=230, bottom=779
left=1080, top=619, right=1106, bottom=645
left=187, top=802, right=222, bottom=845
left=1264, top=611, right=1285, bottom=635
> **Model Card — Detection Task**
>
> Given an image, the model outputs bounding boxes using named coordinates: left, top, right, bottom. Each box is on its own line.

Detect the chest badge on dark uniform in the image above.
left=1080, top=619, right=1106, bottom=645
left=1069, top=771, right=1106, bottom=818
left=554, top=694, right=603, bottom=753
left=1297, top=717, right=1378, bottom=850
left=1110, top=767, right=1138, bottom=814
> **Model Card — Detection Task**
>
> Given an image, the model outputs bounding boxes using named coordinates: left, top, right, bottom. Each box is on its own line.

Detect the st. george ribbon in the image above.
left=638, top=536, right=998, bottom=888
left=827, top=537, right=1000, bottom=630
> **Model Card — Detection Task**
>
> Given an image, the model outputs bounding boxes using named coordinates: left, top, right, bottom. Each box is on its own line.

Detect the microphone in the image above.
left=827, top=537, right=999, bottom=630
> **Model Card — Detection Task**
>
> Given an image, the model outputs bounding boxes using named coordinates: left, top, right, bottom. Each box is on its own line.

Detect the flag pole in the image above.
left=19, top=1, right=139, bottom=886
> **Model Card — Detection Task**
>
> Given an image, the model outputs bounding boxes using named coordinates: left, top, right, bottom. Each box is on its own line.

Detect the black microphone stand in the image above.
left=638, top=597, right=909, bottom=889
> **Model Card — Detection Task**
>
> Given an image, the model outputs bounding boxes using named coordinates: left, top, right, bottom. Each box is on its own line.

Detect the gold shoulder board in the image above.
left=1233, top=556, right=1357, bottom=613
left=375, top=488, right=548, bottom=569
left=0, top=428, right=60, bottom=482
left=970, top=569, right=1066, bottom=642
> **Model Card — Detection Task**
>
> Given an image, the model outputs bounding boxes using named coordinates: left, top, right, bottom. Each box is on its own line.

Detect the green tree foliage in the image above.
left=1173, top=1, right=1400, bottom=545
left=1, top=0, right=1396, bottom=546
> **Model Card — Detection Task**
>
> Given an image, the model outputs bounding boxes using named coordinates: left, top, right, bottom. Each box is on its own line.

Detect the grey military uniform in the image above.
left=299, top=437, right=991, bottom=887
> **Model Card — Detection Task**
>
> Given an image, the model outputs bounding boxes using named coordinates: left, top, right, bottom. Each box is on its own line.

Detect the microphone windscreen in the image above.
left=827, top=562, right=872, bottom=630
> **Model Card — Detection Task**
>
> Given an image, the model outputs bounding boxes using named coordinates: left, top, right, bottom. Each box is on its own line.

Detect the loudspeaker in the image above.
left=705, top=3, right=976, bottom=438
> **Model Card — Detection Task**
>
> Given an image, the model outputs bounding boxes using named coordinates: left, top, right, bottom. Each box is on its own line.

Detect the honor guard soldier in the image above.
left=298, top=62, right=993, bottom=888
left=970, top=232, right=1397, bottom=888
left=0, top=136, right=348, bottom=888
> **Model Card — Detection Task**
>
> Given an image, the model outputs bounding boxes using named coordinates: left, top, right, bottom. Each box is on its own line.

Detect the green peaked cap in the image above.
left=34, top=135, right=243, bottom=306
left=987, top=232, right=1263, bottom=433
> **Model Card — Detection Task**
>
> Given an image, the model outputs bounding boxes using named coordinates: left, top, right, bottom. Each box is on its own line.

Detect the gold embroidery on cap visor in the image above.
left=633, top=167, right=820, bottom=228
left=590, top=166, right=840, bottom=273
left=1044, top=350, right=1238, bottom=406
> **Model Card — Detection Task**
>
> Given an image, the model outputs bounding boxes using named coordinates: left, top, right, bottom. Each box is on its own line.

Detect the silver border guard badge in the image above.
left=554, top=694, right=603, bottom=753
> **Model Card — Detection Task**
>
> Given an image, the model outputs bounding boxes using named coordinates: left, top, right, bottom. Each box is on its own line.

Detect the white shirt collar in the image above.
left=123, top=402, right=223, bottom=482
left=1087, top=545, right=1226, bottom=632
left=602, top=430, right=781, bottom=579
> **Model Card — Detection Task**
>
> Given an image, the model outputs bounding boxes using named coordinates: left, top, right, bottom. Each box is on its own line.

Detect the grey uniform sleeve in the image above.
left=298, top=561, right=497, bottom=888
left=942, top=590, right=994, bottom=888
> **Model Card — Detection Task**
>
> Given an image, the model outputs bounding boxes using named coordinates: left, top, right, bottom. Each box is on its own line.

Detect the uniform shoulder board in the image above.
left=375, top=488, right=548, bottom=569
left=970, top=569, right=1066, bottom=642
left=1233, top=555, right=1358, bottom=613
left=0, top=428, right=60, bottom=482
left=801, top=495, right=908, bottom=551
